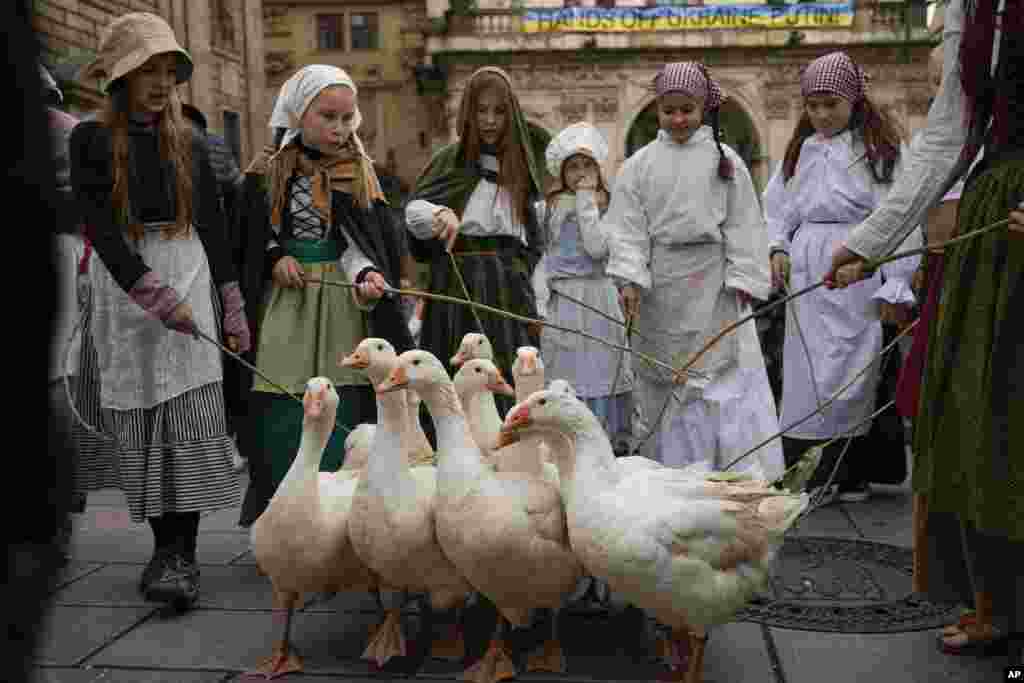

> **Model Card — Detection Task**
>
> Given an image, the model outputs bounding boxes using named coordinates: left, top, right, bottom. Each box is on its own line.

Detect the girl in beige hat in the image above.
left=69, top=12, right=250, bottom=611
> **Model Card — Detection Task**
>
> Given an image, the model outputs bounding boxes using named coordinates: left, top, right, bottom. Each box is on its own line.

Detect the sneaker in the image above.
left=140, top=550, right=200, bottom=610
left=838, top=483, right=872, bottom=503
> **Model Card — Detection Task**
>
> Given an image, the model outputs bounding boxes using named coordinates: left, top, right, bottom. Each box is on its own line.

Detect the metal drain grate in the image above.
left=735, top=536, right=962, bottom=633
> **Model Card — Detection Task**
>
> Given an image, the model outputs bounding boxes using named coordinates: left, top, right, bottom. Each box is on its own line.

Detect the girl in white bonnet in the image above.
left=533, top=121, right=633, bottom=449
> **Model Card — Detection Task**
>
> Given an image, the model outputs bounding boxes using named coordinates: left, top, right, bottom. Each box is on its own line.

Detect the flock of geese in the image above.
left=247, top=332, right=809, bottom=683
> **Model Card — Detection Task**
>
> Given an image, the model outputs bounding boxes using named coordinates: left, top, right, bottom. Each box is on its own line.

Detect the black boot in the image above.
left=139, top=548, right=199, bottom=610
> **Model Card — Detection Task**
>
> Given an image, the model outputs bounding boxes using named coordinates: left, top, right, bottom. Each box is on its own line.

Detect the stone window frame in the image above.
left=313, top=10, right=383, bottom=53
left=211, top=0, right=241, bottom=54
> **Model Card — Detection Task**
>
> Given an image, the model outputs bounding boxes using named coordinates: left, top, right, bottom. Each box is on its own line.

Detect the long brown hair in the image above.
left=101, top=82, right=194, bottom=240
left=782, top=96, right=903, bottom=183
left=459, top=71, right=533, bottom=227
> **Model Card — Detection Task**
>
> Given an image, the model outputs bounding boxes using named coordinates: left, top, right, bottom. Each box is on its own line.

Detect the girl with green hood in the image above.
left=405, top=67, right=550, bottom=404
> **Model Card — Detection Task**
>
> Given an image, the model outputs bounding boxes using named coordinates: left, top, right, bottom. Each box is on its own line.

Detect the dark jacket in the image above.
left=225, top=167, right=413, bottom=422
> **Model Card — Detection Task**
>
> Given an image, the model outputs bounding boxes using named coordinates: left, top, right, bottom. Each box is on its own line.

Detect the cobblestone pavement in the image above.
left=30, top=478, right=1017, bottom=682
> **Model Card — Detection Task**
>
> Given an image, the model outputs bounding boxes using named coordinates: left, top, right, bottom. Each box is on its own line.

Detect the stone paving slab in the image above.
left=50, top=561, right=105, bottom=593
left=35, top=606, right=155, bottom=666
left=841, top=490, right=915, bottom=548
left=770, top=627, right=1011, bottom=683
left=33, top=668, right=231, bottom=682
left=199, top=507, right=248, bottom=533
left=69, top=527, right=155, bottom=564
left=195, top=532, right=256, bottom=566
left=301, top=589, right=392, bottom=614
left=52, top=565, right=151, bottom=608
left=85, top=607, right=384, bottom=676
left=789, top=503, right=860, bottom=539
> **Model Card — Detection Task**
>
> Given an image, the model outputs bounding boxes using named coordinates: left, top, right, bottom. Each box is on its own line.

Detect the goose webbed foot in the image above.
left=361, top=608, right=407, bottom=667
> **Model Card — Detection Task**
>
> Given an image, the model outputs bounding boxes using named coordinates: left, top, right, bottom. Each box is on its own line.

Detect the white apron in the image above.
left=781, top=220, right=883, bottom=438
left=51, top=234, right=86, bottom=383
left=632, top=241, right=784, bottom=478
left=635, top=241, right=738, bottom=383
left=89, top=223, right=222, bottom=411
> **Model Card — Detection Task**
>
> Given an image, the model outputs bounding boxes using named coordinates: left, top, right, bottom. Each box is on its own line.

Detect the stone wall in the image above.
left=262, top=0, right=433, bottom=189
left=441, top=46, right=932, bottom=191
left=35, top=0, right=265, bottom=167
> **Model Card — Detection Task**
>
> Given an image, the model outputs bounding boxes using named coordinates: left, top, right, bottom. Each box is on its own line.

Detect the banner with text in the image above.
left=520, top=3, right=855, bottom=32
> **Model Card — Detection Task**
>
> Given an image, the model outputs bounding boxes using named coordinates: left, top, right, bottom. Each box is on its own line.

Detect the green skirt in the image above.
left=238, top=239, right=378, bottom=526
left=913, top=157, right=1024, bottom=542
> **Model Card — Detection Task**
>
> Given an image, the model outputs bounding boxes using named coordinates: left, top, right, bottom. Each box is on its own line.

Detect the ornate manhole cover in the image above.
left=734, top=536, right=961, bottom=633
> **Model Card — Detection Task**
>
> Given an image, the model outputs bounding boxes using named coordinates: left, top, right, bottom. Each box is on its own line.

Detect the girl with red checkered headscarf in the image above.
left=762, top=51, right=921, bottom=503
left=604, top=62, right=783, bottom=480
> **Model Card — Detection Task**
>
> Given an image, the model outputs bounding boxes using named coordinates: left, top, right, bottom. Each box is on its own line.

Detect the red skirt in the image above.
left=895, top=253, right=945, bottom=418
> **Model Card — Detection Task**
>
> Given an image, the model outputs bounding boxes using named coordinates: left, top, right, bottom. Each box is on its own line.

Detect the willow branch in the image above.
left=305, top=277, right=709, bottom=380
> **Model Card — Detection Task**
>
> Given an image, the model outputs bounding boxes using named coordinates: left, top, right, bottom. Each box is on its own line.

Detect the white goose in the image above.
left=453, top=358, right=514, bottom=455
left=450, top=331, right=495, bottom=367
left=342, top=339, right=473, bottom=666
left=378, top=350, right=583, bottom=683
left=500, top=390, right=808, bottom=683
left=341, top=423, right=375, bottom=471
left=248, top=377, right=377, bottom=678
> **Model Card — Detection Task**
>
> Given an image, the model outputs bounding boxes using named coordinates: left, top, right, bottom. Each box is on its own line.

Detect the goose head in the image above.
left=453, top=358, right=515, bottom=399
left=512, top=346, right=543, bottom=378
left=498, top=389, right=593, bottom=446
left=451, top=332, right=493, bottom=366
left=342, top=423, right=375, bottom=469
left=340, top=337, right=399, bottom=386
left=547, top=379, right=578, bottom=399
left=303, top=376, right=340, bottom=435
left=377, top=349, right=449, bottom=394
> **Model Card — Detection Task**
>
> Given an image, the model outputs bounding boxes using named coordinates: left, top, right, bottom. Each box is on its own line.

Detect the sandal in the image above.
left=938, top=623, right=1008, bottom=657
left=941, top=611, right=976, bottom=638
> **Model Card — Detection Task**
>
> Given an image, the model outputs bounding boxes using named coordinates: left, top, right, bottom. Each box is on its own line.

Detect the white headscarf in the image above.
left=268, top=65, right=368, bottom=156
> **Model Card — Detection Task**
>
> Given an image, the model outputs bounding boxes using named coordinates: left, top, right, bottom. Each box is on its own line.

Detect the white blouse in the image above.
left=405, top=154, right=529, bottom=244
left=763, top=132, right=920, bottom=304
left=603, top=127, right=771, bottom=301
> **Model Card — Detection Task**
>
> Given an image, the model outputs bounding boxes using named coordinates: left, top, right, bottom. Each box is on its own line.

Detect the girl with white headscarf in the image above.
left=232, top=65, right=413, bottom=526
left=532, top=122, right=633, bottom=446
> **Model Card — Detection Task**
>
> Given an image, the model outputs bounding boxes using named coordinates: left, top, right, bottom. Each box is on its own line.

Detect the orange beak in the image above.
left=497, top=402, right=530, bottom=447
left=377, top=365, right=408, bottom=394
left=487, top=370, right=516, bottom=397
left=495, top=428, right=521, bottom=448
left=304, top=385, right=325, bottom=418
left=340, top=348, right=369, bottom=369
left=520, top=353, right=537, bottom=375
left=504, top=403, right=531, bottom=430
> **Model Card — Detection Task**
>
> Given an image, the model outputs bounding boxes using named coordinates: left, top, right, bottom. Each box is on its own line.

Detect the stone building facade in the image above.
left=34, top=0, right=265, bottom=167
left=262, top=0, right=436, bottom=191
left=423, top=0, right=937, bottom=190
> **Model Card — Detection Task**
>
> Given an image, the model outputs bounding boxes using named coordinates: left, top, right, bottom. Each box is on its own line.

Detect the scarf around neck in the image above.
left=268, top=137, right=384, bottom=229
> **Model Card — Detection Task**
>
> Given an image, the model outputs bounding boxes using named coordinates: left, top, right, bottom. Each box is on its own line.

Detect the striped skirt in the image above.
left=71, top=285, right=241, bottom=523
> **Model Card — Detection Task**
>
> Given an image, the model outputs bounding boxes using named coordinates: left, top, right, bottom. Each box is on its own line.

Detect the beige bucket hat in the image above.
left=82, top=13, right=192, bottom=92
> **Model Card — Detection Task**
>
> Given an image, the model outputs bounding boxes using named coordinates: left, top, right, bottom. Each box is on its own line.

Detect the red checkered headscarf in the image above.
left=652, top=61, right=733, bottom=180
left=653, top=62, right=724, bottom=112
left=800, top=52, right=866, bottom=103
